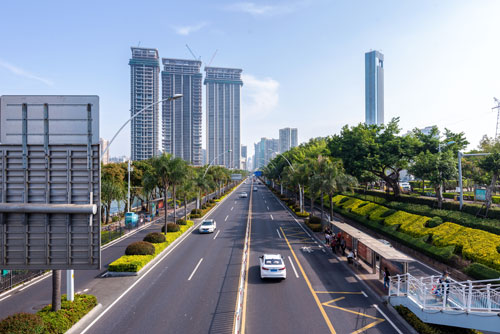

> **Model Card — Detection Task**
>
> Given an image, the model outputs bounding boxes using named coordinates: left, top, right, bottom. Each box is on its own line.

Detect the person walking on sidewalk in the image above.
left=340, top=237, right=346, bottom=256
left=325, top=230, right=332, bottom=245
left=383, top=267, right=391, bottom=290
left=330, top=236, right=337, bottom=254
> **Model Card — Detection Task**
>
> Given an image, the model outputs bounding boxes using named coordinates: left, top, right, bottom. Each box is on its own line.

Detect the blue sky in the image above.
left=1, top=0, right=499, bottom=158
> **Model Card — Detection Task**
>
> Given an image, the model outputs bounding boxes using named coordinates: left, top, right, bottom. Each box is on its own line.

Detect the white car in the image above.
left=239, top=192, right=248, bottom=198
left=259, top=254, right=286, bottom=279
left=253, top=187, right=258, bottom=192
left=199, top=219, right=216, bottom=233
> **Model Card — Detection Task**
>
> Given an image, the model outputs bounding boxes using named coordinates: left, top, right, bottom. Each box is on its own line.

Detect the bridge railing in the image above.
left=389, top=273, right=500, bottom=313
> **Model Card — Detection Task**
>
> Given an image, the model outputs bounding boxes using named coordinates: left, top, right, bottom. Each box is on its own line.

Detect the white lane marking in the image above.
left=288, top=256, right=299, bottom=278
left=372, top=304, right=404, bottom=334
left=276, top=229, right=281, bottom=238
left=83, top=288, right=89, bottom=292
left=213, top=230, right=220, bottom=240
left=18, top=274, right=52, bottom=291
left=264, top=200, right=267, bottom=203
left=361, top=290, right=368, bottom=298
left=225, top=215, right=229, bottom=222
left=0, top=295, right=11, bottom=302
left=267, top=206, right=270, bottom=211
left=188, top=258, right=204, bottom=281
left=270, top=214, right=274, bottom=220
left=231, top=207, right=234, bottom=211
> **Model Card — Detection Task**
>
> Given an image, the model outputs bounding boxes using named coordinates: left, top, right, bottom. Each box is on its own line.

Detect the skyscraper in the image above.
left=254, top=137, right=278, bottom=169
left=279, top=127, right=298, bottom=153
left=129, top=47, right=160, bottom=160
left=100, top=138, right=110, bottom=165
left=161, top=58, right=202, bottom=165
left=204, top=66, right=243, bottom=169
left=241, top=145, right=247, bottom=170
left=365, top=50, right=384, bottom=125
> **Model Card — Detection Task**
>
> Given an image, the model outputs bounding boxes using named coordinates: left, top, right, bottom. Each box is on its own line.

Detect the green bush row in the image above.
left=394, top=305, right=482, bottom=334
left=0, top=294, right=97, bottom=334
left=464, top=263, right=500, bottom=281
left=108, top=221, right=193, bottom=272
left=351, top=191, right=500, bottom=235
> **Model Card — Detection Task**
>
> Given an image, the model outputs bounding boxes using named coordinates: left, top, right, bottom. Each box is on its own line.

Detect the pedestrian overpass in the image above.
left=388, top=273, right=500, bottom=333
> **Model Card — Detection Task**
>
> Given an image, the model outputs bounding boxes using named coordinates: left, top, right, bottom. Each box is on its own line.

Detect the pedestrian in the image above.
left=439, top=271, right=451, bottom=305
left=383, top=267, right=390, bottom=290
left=330, top=237, right=337, bottom=254
left=340, top=237, right=346, bottom=256
left=325, top=232, right=331, bottom=245
left=347, top=249, right=355, bottom=264
left=337, top=232, right=342, bottom=240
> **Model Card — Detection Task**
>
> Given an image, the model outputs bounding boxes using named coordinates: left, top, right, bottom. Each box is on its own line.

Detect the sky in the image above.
left=1, top=0, right=499, bottom=159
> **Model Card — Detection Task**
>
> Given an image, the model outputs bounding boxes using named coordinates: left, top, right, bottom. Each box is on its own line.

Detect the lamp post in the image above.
left=101, top=94, right=183, bottom=159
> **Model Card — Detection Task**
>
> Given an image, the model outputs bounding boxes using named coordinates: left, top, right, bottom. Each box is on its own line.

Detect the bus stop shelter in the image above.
left=329, top=220, right=413, bottom=278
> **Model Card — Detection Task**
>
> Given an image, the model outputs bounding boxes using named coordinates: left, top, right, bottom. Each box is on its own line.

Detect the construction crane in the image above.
left=207, top=50, right=218, bottom=67
left=493, top=97, right=500, bottom=139
left=185, top=44, right=201, bottom=61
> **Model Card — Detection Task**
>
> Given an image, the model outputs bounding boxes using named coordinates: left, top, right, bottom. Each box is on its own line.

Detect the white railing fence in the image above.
left=389, top=273, right=500, bottom=313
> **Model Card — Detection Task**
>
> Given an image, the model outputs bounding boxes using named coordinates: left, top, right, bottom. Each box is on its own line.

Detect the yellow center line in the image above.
left=280, top=227, right=336, bottom=334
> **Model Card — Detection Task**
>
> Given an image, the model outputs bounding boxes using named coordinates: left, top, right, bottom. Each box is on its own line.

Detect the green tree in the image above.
left=167, top=157, right=189, bottom=224
left=101, top=163, right=126, bottom=223
left=477, top=137, right=500, bottom=212
left=152, top=153, right=173, bottom=231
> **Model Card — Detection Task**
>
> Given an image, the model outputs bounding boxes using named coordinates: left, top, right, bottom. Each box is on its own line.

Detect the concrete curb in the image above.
left=105, top=182, right=244, bottom=278
left=66, top=303, right=103, bottom=334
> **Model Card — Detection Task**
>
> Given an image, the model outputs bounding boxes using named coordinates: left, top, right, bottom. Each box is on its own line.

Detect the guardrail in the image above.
left=389, top=273, right=500, bottom=313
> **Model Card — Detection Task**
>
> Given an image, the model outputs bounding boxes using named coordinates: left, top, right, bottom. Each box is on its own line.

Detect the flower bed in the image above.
left=108, top=221, right=193, bottom=272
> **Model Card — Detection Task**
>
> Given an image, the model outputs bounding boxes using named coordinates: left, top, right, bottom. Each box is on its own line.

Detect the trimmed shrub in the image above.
left=465, top=263, right=500, bottom=281
left=191, top=209, right=202, bottom=215
left=339, top=197, right=350, bottom=204
left=308, top=215, right=322, bottom=225
left=380, top=209, right=397, bottom=218
left=125, top=241, right=155, bottom=255
left=307, top=223, right=322, bottom=232
left=176, top=219, right=187, bottom=225
left=296, top=211, right=310, bottom=217
left=0, top=313, right=45, bottom=334
left=427, top=216, right=443, bottom=228
left=143, top=232, right=166, bottom=244
left=358, top=202, right=368, bottom=208
left=166, top=223, right=180, bottom=232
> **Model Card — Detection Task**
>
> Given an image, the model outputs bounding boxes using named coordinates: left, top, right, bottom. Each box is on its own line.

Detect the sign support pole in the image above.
left=66, top=269, right=74, bottom=301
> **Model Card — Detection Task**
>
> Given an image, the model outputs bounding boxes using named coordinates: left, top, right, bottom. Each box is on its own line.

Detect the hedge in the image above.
left=109, top=221, right=193, bottom=272
left=333, top=195, right=500, bottom=272
left=0, top=294, right=98, bottom=334
left=394, top=305, right=482, bottom=334
left=464, top=263, right=500, bottom=281
left=143, top=232, right=166, bottom=244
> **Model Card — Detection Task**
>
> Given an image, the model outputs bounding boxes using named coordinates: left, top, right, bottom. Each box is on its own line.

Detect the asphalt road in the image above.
left=83, top=182, right=251, bottom=334
left=245, top=183, right=406, bottom=334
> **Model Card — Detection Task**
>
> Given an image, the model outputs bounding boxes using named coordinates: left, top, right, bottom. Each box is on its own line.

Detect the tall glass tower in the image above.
left=204, top=67, right=243, bottom=169
left=365, top=50, right=384, bottom=125
left=161, top=58, right=202, bottom=165
left=129, top=47, right=160, bottom=160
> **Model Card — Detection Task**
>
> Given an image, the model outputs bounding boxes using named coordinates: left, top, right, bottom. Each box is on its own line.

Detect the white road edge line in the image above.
left=276, top=229, right=281, bottom=238
left=213, top=230, right=220, bottom=240
left=372, top=304, right=404, bottom=334
left=0, top=295, right=11, bottom=302
left=270, top=214, right=274, bottom=220
left=18, top=274, right=52, bottom=292
left=225, top=215, right=229, bottom=222
left=188, top=258, right=204, bottom=281
left=231, top=207, right=234, bottom=211
left=267, top=206, right=269, bottom=211
left=361, top=290, right=368, bottom=298
left=288, top=256, right=299, bottom=278
left=84, top=288, right=89, bottom=292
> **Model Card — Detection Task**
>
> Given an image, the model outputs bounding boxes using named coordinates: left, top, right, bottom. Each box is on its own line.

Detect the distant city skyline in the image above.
left=365, top=50, right=384, bottom=125
left=279, top=127, right=298, bottom=153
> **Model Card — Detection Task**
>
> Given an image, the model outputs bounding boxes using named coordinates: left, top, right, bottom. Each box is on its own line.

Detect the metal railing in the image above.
left=389, top=273, right=500, bottom=313
left=1, top=270, right=46, bottom=293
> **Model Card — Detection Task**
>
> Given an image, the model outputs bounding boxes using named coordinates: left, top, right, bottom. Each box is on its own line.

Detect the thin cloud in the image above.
left=225, top=1, right=309, bottom=17
left=242, top=73, right=279, bottom=119
left=0, top=59, right=53, bottom=86
left=173, top=22, right=208, bottom=36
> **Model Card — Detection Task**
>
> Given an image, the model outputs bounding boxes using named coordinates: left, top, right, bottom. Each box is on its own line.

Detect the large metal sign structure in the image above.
left=0, top=96, right=100, bottom=270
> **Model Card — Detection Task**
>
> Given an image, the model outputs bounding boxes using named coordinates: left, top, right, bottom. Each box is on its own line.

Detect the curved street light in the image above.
left=102, top=93, right=183, bottom=159
left=203, top=149, right=232, bottom=177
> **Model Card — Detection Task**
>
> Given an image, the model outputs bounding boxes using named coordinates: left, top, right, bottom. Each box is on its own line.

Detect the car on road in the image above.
left=125, top=212, right=138, bottom=227
left=253, top=187, right=258, bottom=191
left=239, top=192, right=248, bottom=198
left=259, top=254, right=286, bottom=279
left=199, top=219, right=217, bottom=233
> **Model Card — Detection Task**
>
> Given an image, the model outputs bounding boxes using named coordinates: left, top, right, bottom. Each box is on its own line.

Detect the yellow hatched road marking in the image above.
left=280, top=227, right=336, bottom=334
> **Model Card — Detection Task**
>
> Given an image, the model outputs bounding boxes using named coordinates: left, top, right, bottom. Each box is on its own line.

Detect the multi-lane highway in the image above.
left=2, top=179, right=407, bottom=333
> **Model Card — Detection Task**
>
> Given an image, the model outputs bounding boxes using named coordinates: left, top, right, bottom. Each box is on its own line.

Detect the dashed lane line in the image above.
left=276, top=229, right=281, bottom=238
left=270, top=214, right=274, bottom=220
left=188, top=258, right=204, bottom=281
left=213, top=230, right=220, bottom=240
left=225, top=215, right=229, bottom=222
left=288, top=256, right=299, bottom=278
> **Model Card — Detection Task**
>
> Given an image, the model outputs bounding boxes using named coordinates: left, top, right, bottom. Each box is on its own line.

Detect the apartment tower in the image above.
left=161, top=58, right=202, bottom=165
left=204, top=67, right=243, bottom=169
left=279, top=127, right=298, bottom=153
left=129, top=47, right=160, bottom=160
left=365, top=50, right=384, bottom=125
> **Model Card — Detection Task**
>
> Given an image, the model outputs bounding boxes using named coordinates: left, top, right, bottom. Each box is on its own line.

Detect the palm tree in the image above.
left=152, top=153, right=173, bottom=231
left=167, top=157, right=188, bottom=223
left=142, top=168, right=158, bottom=212
left=178, top=167, right=196, bottom=220
left=194, top=169, right=211, bottom=208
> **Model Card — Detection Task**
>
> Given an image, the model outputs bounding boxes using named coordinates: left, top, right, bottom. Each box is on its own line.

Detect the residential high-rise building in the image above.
left=161, top=58, right=202, bottom=165
left=365, top=50, right=384, bottom=125
left=279, top=127, right=298, bottom=153
left=241, top=145, right=247, bottom=170
left=254, top=137, right=279, bottom=169
left=129, top=47, right=160, bottom=160
left=204, top=66, right=243, bottom=169
left=100, top=138, right=110, bottom=165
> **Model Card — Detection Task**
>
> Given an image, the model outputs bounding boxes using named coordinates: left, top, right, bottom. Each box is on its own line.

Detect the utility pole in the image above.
left=492, top=98, right=500, bottom=139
